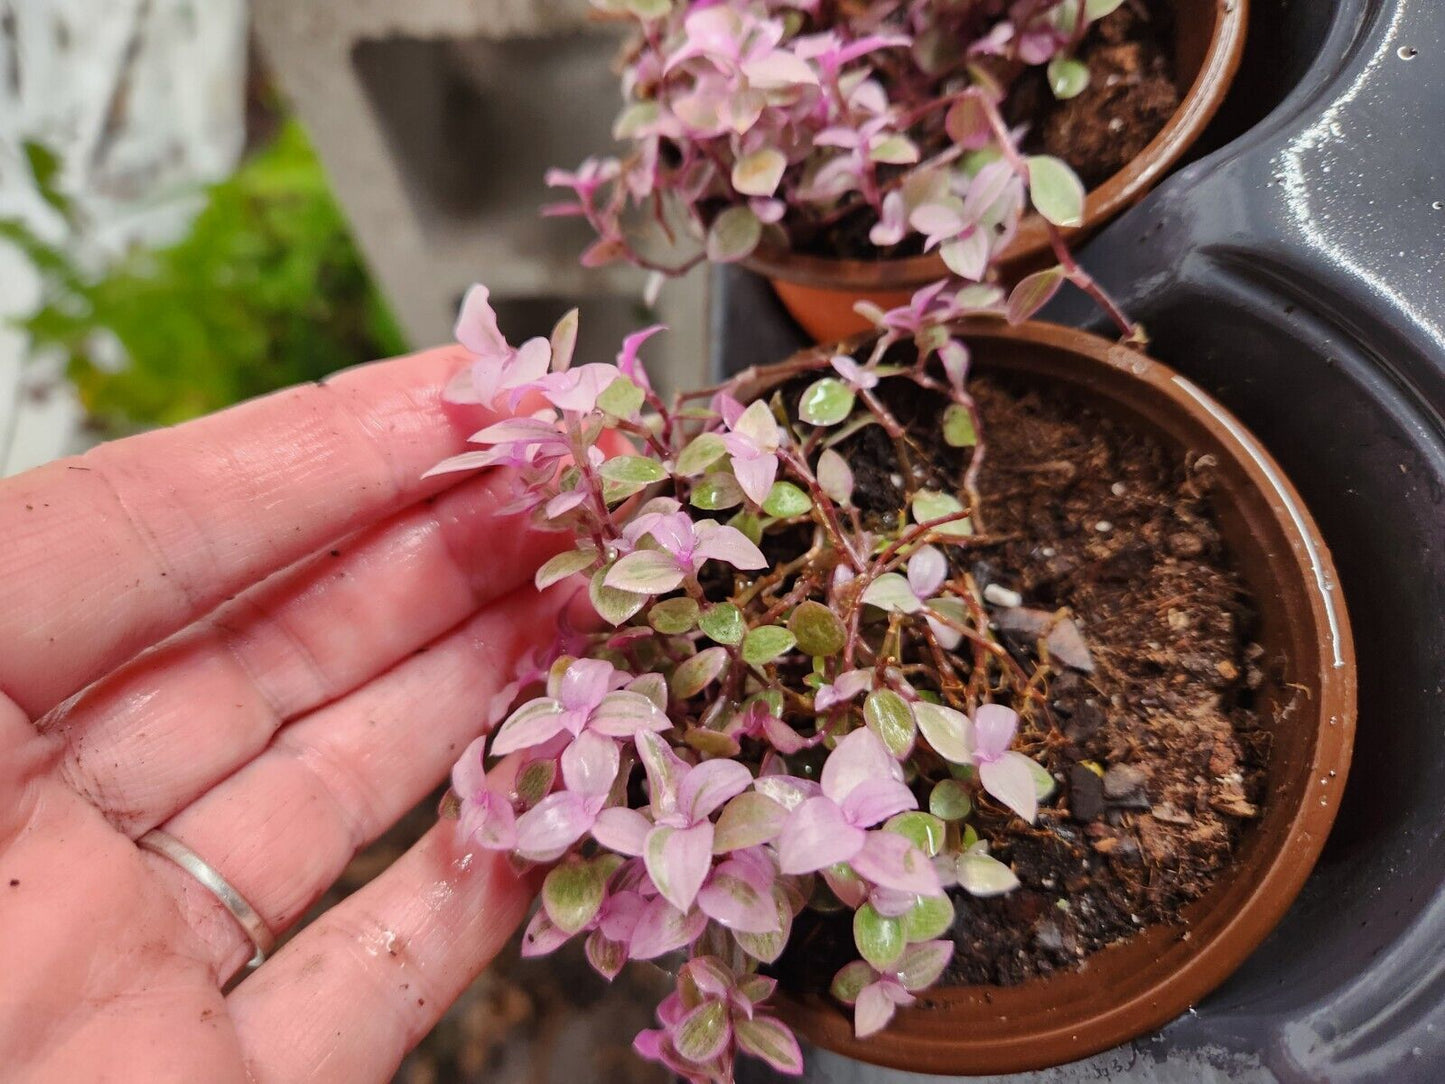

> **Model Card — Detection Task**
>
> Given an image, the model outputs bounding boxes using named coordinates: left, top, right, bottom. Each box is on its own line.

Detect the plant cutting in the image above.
left=428, top=273, right=1354, bottom=1078
left=550, top=0, right=1244, bottom=340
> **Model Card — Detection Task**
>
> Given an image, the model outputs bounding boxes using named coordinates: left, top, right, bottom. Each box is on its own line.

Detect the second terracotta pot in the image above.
left=744, top=0, right=1249, bottom=344
left=749, top=319, right=1355, bottom=1075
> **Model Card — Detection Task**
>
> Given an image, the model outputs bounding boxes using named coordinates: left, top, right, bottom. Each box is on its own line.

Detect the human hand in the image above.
left=0, top=346, right=572, bottom=1081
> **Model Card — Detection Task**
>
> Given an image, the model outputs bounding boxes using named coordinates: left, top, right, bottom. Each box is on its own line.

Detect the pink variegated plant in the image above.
left=549, top=0, right=1139, bottom=329
left=432, top=283, right=1081, bottom=1082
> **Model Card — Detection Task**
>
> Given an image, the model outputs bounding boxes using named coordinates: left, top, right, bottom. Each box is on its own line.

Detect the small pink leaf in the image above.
left=913, top=701, right=974, bottom=764
left=491, top=697, right=568, bottom=755
left=459, top=788, right=518, bottom=851
left=860, top=573, right=921, bottom=614
left=560, top=730, right=620, bottom=801
left=822, top=863, right=869, bottom=910
left=514, top=792, right=592, bottom=862
left=751, top=774, right=822, bottom=811
left=839, top=777, right=917, bottom=828
left=961, top=159, right=1017, bottom=221
left=816, top=448, right=854, bottom=505
left=656, top=821, right=715, bottom=912
left=592, top=806, right=651, bottom=856
left=589, top=691, right=669, bottom=738
left=672, top=999, right=732, bottom=1065
left=558, top=659, right=620, bottom=711
left=740, top=48, right=818, bottom=88
left=585, top=930, right=628, bottom=980
left=940, top=230, right=991, bottom=281
left=629, top=896, right=706, bottom=960
left=520, top=907, right=571, bottom=957
left=421, top=450, right=499, bottom=479
left=777, top=797, right=866, bottom=874
left=906, top=545, right=948, bottom=599
left=895, top=940, right=955, bottom=991
left=979, top=752, right=1039, bottom=823
left=821, top=728, right=901, bottom=804
left=849, top=832, right=941, bottom=896
left=713, top=792, right=788, bottom=853
left=853, top=981, right=898, bottom=1038
left=733, top=400, right=779, bottom=447
left=697, top=861, right=780, bottom=934
left=910, top=201, right=966, bottom=239
left=678, top=759, right=754, bottom=822
left=1007, top=265, right=1066, bottom=324
left=760, top=713, right=811, bottom=755
left=731, top=453, right=779, bottom=508
left=736, top=974, right=777, bottom=1007
left=542, top=859, right=606, bottom=934
left=734, top=1015, right=804, bottom=1074
left=598, top=889, right=645, bottom=943
left=605, top=550, right=686, bottom=595
left=973, top=704, right=1019, bottom=758
left=693, top=522, right=767, bottom=570
left=734, top=887, right=793, bottom=964
left=830, top=960, right=875, bottom=1005
left=670, top=645, right=730, bottom=701
left=470, top=417, right=565, bottom=448
left=454, top=283, right=509, bottom=360
left=636, top=730, right=687, bottom=819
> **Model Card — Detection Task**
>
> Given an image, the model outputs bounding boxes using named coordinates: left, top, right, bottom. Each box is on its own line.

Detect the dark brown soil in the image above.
left=775, top=368, right=1270, bottom=992
left=797, top=1, right=1182, bottom=259
left=1018, top=1, right=1183, bottom=188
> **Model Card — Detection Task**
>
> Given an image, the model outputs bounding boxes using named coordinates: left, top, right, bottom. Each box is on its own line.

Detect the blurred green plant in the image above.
left=3, top=120, right=407, bottom=431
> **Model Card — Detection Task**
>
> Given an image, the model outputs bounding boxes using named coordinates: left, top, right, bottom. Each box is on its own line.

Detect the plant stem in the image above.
left=1042, top=222, right=1138, bottom=339
left=974, top=91, right=1139, bottom=340
left=777, top=446, right=865, bottom=569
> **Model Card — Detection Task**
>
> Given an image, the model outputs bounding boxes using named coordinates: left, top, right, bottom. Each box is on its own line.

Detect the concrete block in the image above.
left=252, top=0, right=709, bottom=391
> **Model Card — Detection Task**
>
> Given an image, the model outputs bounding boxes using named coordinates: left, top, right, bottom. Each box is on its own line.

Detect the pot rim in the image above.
left=742, top=0, right=1250, bottom=292
left=764, top=318, right=1357, bottom=1075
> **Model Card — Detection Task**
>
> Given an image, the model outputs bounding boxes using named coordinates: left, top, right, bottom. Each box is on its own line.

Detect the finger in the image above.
left=227, top=823, right=538, bottom=1083
left=45, top=467, right=567, bottom=836
left=0, top=344, right=494, bottom=717
left=144, top=583, right=567, bottom=981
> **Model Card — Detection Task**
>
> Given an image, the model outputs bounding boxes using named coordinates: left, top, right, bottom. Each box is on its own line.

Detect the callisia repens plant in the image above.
left=548, top=0, right=1136, bottom=329
left=434, top=282, right=1067, bottom=1082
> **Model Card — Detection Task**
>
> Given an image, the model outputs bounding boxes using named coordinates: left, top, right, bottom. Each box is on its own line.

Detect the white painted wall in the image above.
left=0, top=0, right=248, bottom=475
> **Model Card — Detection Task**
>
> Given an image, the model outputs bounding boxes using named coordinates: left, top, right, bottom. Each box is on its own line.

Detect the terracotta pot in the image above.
left=763, top=319, right=1357, bottom=1075
left=744, top=0, right=1249, bottom=344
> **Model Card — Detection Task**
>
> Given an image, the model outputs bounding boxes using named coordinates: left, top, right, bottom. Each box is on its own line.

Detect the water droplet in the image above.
left=1398, top=46, right=1419, bottom=60
left=1432, top=200, right=1443, bottom=211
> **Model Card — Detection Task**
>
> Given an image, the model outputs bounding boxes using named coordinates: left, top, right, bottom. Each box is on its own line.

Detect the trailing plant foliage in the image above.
left=549, top=0, right=1134, bottom=326
left=436, top=283, right=1067, bottom=1081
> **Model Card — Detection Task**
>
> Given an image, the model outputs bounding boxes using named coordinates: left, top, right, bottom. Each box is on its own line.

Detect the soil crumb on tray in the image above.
left=777, top=370, right=1270, bottom=991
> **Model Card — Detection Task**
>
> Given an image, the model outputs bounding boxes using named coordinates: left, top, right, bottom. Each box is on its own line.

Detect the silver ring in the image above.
left=138, top=829, right=276, bottom=973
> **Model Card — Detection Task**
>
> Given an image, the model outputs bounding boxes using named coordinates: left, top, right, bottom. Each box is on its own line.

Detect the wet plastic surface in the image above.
left=716, top=2, right=1445, bottom=1079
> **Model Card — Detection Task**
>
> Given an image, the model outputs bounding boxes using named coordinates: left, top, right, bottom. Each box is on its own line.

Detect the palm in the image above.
left=0, top=347, right=560, bottom=1081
